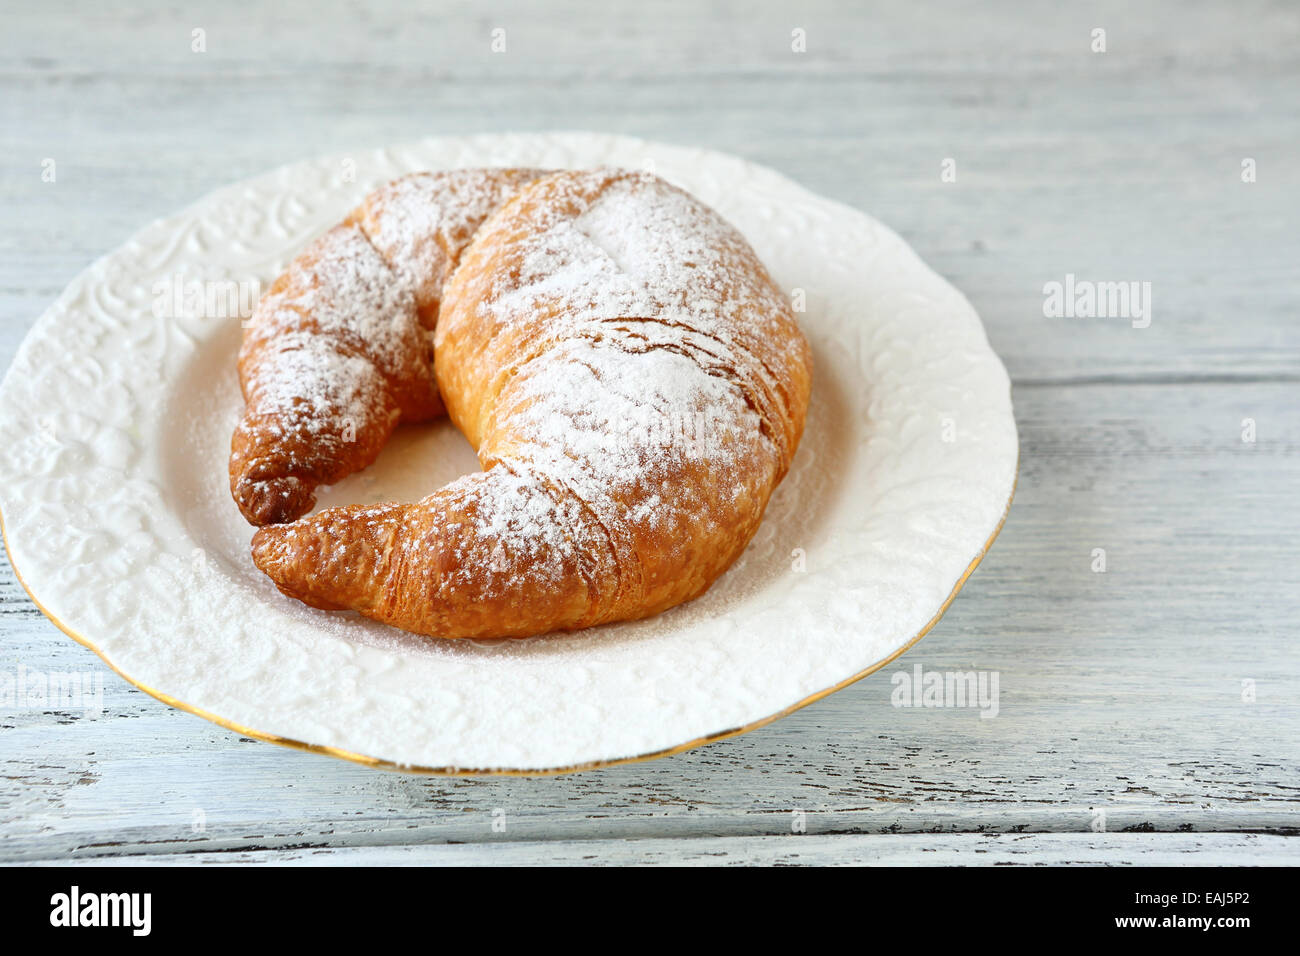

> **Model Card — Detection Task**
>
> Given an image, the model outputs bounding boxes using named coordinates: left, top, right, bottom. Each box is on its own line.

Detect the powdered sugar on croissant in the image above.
left=230, top=168, right=545, bottom=524
left=237, top=168, right=812, bottom=639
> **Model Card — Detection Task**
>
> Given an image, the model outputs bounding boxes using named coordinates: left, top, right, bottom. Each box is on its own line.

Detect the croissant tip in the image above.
left=251, top=512, right=376, bottom=613
left=251, top=523, right=335, bottom=609
left=249, top=523, right=281, bottom=565
left=236, top=475, right=316, bottom=526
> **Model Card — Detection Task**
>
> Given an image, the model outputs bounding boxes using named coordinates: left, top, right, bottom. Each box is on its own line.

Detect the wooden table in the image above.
left=2, top=0, right=1296, bottom=865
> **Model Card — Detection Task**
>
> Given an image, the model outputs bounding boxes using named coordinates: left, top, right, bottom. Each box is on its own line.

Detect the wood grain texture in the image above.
left=1, top=0, right=1297, bottom=865
left=25, top=834, right=1298, bottom=867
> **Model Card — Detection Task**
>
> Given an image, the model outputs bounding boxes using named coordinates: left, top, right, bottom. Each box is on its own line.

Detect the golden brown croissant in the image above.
left=232, top=168, right=812, bottom=639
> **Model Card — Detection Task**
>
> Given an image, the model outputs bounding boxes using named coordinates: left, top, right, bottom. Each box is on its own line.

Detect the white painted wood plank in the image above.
left=31, top=833, right=1298, bottom=867
left=5, top=0, right=1295, bottom=75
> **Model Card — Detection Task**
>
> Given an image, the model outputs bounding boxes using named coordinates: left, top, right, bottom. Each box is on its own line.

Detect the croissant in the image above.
left=232, top=168, right=812, bottom=639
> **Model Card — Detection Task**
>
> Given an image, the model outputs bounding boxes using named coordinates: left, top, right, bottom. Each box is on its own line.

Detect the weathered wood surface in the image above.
left=29, top=834, right=1297, bottom=868
left=1, top=0, right=1297, bottom=864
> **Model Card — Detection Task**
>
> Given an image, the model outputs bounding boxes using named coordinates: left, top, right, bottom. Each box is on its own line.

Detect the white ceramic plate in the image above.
left=0, top=133, right=1017, bottom=774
